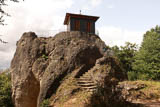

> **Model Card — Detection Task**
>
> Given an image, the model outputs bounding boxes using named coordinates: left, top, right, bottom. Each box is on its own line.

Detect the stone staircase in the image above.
left=76, top=71, right=97, bottom=92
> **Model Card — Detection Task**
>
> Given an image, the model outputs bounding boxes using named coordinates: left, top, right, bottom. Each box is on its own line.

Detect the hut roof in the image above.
left=64, top=13, right=99, bottom=25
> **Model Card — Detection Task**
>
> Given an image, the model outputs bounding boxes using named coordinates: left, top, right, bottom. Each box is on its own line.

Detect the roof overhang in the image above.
left=64, top=13, right=99, bottom=25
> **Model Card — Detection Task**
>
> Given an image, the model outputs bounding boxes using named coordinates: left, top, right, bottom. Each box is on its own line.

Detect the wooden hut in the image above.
left=64, top=13, right=99, bottom=34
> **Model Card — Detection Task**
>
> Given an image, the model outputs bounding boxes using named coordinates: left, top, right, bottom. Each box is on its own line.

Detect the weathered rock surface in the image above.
left=117, top=81, right=160, bottom=107
left=11, top=31, right=127, bottom=107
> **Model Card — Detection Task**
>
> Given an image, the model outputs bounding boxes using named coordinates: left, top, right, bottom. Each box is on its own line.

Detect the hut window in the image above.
left=75, top=20, right=80, bottom=30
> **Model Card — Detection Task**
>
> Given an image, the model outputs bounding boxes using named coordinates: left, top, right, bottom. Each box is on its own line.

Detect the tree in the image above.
left=133, top=25, right=160, bottom=80
left=112, top=42, right=138, bottom=73
left=0, top=69, right=13, bottom=107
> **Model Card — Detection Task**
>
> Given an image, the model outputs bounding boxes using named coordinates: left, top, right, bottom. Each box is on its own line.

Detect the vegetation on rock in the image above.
left=40, top=99, right=50, bottom=107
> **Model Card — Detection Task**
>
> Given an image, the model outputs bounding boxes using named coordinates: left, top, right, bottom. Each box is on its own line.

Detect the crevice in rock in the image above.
left=37, top=44, right=49, bottom=61
left=75, top=65, right=91, bottom=78
left=23, top=71, right=40, bottom=107
left=75, top=46, right=103, bottom=78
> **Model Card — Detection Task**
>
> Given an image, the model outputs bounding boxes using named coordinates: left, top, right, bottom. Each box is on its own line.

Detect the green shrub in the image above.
left=112, top=42, right=138, bottom=73
left=127, top=71, right=157, bottom=81
left=40, top=99, right=50, bottom=107
left=42, top=54, right=48, bottom=60
left=0, top=70, right=14, bottom=107
left=136, top=72, right=150, bottom=80
left=127, top=71, right=138, bottom=81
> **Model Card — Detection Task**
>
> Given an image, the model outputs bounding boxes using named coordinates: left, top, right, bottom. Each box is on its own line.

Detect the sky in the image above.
left=0, top=0, right=160, bottom=69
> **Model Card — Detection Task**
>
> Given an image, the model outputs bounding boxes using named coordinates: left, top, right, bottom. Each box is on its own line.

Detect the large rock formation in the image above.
left=11, top=31, right=127, bottom=107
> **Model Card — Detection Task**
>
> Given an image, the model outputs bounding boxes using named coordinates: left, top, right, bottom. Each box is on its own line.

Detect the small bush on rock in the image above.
left=40, top=99, right=50, bottom=107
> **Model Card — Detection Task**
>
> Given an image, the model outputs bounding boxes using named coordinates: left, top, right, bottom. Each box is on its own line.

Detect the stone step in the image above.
left=78, top=84, right=97, bottom=87
left=81, top=75, right=91, bottom=78
left=78, top=84, right=96, bottom=87
left=80, top=75, right=91, bottom=78
left=83, top=72, right=91, bottom=75
left=81, top=85, right=97, bottom=89
left=77, top=77, right=91, bottom=80
left=77, top=81, right=94, bottom=83
left=78, top=82, right=96, bottom=86
left=79, top=85, right=96, bottom=88
left=86, top=89, right=97, bottom=92
left=83, top=73, right=91, bottom=76
left=81, top=87, right=97, bottom=90
left=77, top=77, right=92, bottom=81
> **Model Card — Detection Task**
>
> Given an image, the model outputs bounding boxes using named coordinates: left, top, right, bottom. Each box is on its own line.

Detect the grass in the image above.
left=50, top=74, right=79, bottom=106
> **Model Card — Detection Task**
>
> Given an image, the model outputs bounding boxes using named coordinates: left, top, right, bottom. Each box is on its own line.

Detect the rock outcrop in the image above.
left=11, top=31, right=127, bottom=107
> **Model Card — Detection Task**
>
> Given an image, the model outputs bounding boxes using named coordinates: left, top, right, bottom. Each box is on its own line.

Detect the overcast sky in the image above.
left=0, top=0, right=160, bottom=69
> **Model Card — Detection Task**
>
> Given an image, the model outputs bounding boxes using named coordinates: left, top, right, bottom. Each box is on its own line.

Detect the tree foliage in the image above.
left=133, top=25, right=160, bottom=80
left=0, top=69, right=13, bottom=107
left=112, top=42, right=138, bottom=73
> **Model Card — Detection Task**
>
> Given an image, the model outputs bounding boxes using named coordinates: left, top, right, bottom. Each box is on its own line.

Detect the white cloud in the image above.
left=82, top=0, right=102, bottom=11
left=0, top=48, right=15, bottom=70
left=0, top=0, right=145, bottom=69
left=90, top=0, right=102, bottom=7
left=98, top=26, right=144, bottom=47
left=0, top=0, right=73, bottom=69
left=107, top=5, right=115, bottom=9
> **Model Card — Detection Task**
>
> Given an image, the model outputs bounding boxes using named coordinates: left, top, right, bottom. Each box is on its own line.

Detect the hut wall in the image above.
left=69, top=17, right=96, bottom=34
